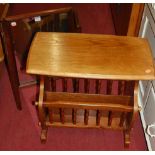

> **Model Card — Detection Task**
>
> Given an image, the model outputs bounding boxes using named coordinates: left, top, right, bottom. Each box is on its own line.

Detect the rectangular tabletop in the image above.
left=26, top=32, right=155, bottom=80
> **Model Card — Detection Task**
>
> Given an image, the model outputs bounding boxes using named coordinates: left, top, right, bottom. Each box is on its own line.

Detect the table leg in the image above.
left=2, top=21, right=22, bottom=110
left=38, top=76, right=48, bottom=143
left=124, top=129, right=130, bottom=148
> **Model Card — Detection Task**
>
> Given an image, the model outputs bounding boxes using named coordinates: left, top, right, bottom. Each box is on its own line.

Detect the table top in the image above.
left=26, top=32, right=155, bottom=80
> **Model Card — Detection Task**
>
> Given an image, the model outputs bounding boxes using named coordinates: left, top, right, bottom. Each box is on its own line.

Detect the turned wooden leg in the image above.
left=38, top=76, right=48, bottom=143
left=124, top=130, right=131, bottom=148
left=40, top=127, right=48, bottom=143
left=2, top=21, right=22, bottom=110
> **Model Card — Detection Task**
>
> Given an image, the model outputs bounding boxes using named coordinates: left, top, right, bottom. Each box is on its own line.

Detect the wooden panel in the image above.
left=26, top=32, right=155, bottom=80
left=43, top=92, right=133, bottom=112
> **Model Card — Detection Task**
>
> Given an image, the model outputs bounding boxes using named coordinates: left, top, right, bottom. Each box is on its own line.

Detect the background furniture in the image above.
left=26, top=32, right=155, bottom=147
left=111, top=3, right=144, bottom=36
left=1, top=5, right=80, bottom=110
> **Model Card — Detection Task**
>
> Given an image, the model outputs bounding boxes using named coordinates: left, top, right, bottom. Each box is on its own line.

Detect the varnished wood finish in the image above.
left=96, top=80, right=101, bottom=94
left=2, top=21, right=22, bottom=110
left=38, top=76, right=48, bottom=143
left=72, top=78, right=79, bottom=93
left=127, top=4, right=144, bottom=36
left=49, top=109, right=53, bottom=123
left=119, top=112, right=126, bottom=127
left=72, top=109, right=77, bottom=124
left=84, top=109, right=89, bottom=125
left=27, top=32, right=155, bottom=146
left=27, top=32, right=154, bottom=80
left=96, top=110, right=101, bottom=126
left=62, top=78, right=67, bottom=92
left=108, top=111, right=113, bottom=126
left=5, top=7, right=72, bottom=21
left=84, top=79, right=89, bottom=93
left=43, top=92, right=133, bottom=112
left=60, top=108, right=65, bottom=124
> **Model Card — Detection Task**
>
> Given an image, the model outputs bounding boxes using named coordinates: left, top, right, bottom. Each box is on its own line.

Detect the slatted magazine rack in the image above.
left=26, top=32, right=155, bottom=147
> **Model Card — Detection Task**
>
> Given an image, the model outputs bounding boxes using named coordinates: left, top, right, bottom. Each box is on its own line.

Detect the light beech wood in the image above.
left=26, top=32, right=154, bottom=147
left=27, top=32, right=155, bottom=80
left=43, top=92, right=132, bottom=112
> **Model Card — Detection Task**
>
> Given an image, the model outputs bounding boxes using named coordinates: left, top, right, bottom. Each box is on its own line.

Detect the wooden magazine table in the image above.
left=26, top=32, right=155, bottom=147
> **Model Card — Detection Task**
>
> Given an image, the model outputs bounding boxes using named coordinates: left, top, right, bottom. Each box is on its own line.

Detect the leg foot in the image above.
left=124, top=130, right=130, bottom=148
left=40, top=128, right=47, bottom=144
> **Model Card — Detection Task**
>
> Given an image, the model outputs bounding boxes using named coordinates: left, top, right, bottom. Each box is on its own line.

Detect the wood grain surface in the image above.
left=26, top=32, right=155, bottom=80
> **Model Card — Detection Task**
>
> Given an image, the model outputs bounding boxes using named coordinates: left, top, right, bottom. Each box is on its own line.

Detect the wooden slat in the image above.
left=108, top=111, right=113, bottom=126
left=84, top=79, right=89, bottom=93
left=96, top=110, right=101, bottom=126
left=43, top=92, right=133, bottom=112
left=118, top=81, right=126, bottom=95
left=49, top=109, right=53, bottom=123
left=107, top=80, right=113, bottom=94
left=96, top=80, right=101, bottom=94
left=72, top=109, right=77, bottom=124
left=62, top=78, right=67, bottom=92
left=84, top=109, right=89, bottom=125
left=72, top=78, right=79, bottom=93
left=119, top=112, right=126, bottom=127
left=118, top=80, right=127, bottom=127
left=45, top=92, right=132, bottom=105
left=26, top=32, right=155, bottom=80
left=60, top=108, right=65, bottom=124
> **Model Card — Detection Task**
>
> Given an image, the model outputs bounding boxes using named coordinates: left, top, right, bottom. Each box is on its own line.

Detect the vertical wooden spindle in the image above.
left=118, top=81, right=126, bottom=95
left=96, top=80, right=101, bottom=94
left=84, top=79, right=89, bottom=125
left=49, top=109, right=53, bottom=123
left=51, top=77, right=56, bottom=91
left=72, top=78, right=78, bottom=125
left=60, top=108, right=65, bottom=124
left=84, top=110, right=89, bottom=125
left=72, top=109, right=77, bottom=124
left=84, top=79, right=89, bottom=93
left=96, top=110, right=101, bottom=126
left=73, top=78, right=79, bottom=93
left=119, top=112, right=126, bottom=127
left=108, top=111, right=113, bottom=126
left=107, top=80, right=113, bottom=94
left=62, top=78, right=67, bottom=92
left=119, top=80, right=126, bottom=127
left=107, top=80, right=113, bottom=126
